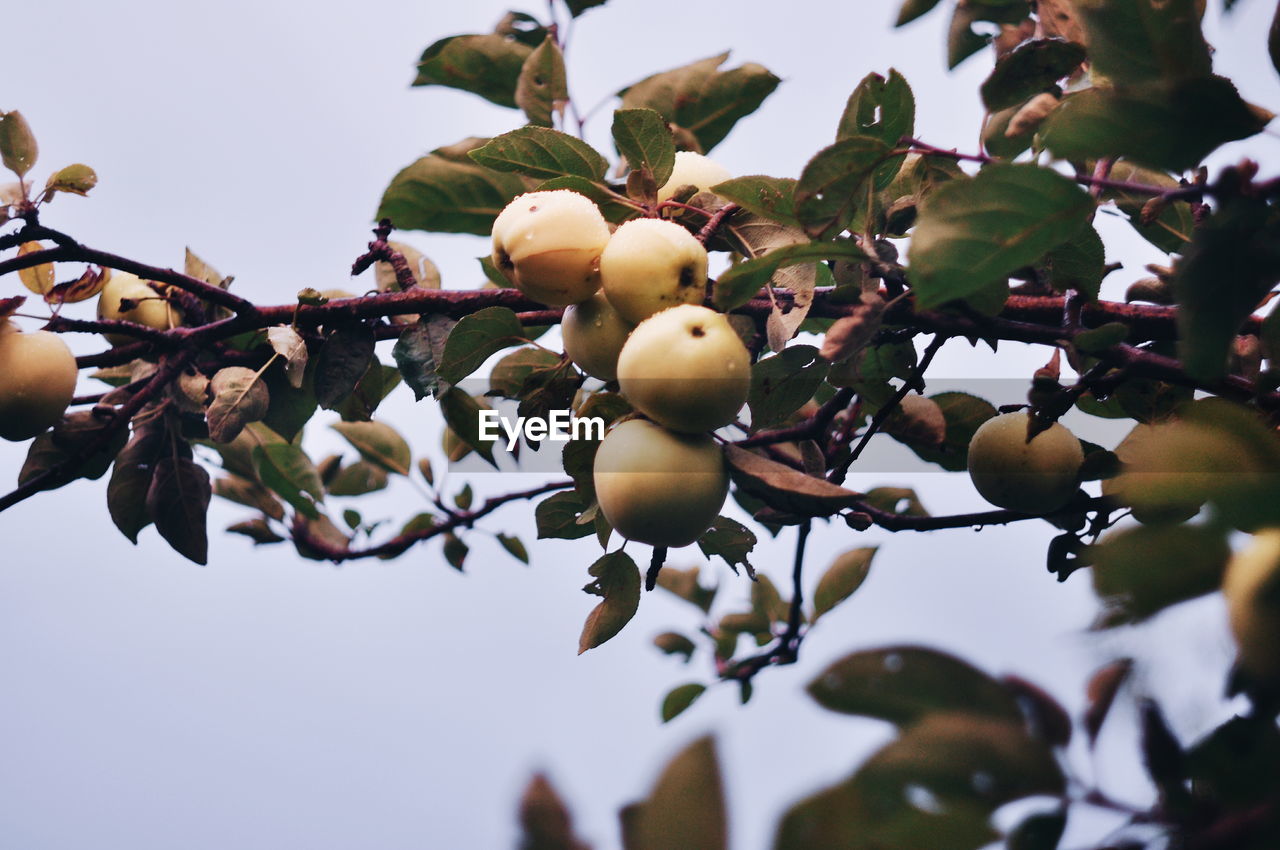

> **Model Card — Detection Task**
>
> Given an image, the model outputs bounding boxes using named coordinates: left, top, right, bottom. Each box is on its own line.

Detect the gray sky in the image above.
left=3, top=1, right=1278, bottom=848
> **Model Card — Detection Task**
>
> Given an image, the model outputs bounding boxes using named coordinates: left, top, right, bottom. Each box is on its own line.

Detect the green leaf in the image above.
left=1007, top=810, right=1067, bottom=850
left=862, top=486, right=930, bottom=518
left=748, top=345, right=829, bottom=429
left=497, top=533, right=529, bottom=564
left=146, top=457, right=212, bottom=565
left=438, top=306, right=526, bottom=384
left=908, top=163, right=1094, bottom=309
left=578, top=550, right=641, bottom=653
left=469, top=127, right=608, bottom=181
left=1108, top=398, right=1280, bottom=529
left=654, top=632, right=697, bottom=661
left=980, top=40, right=1085, bottom=111
left=393, top=315, right=455, bottom=400
left=378, top=138, right=529, bottom=236
left=44, top=163, right=97, bottom=197
left=439, top=387, right=499, bottom=467
left=903, top=392, right=996, bottom=473
left=266, top=326, right=307, bottom=389
left=516, top=34, right=568, bottom=127
left=617, top=52, right=780, bottom=153
left=489, top=346, right=562, bottom=398
left=807, top=646, right=1022, bottom=724
left=314, top=325, right=375, bottom=410
left=108, top=423, right=165, bottom=543
left=612, top=108, right=676, bottom=187
left=0, top=111, right=37, bottom=177
left=1103, top=162, right=1194, bottom=253
left=325, top=460, right=389, bottom=496
left=252, top=443, right=324, bottom=519
left=947, top=4, right=990, bottom=70
left=331, top=420, right=411, bottom=476
left=1040, top=77, right=1270, bottom=172
left=516, top=773, right=590, bottom=850
left=442, top=533, right=468, bottom=570
left=660, top=683, right=706, bottom=723
left=260, top=358, right=317, bottom=444
left=838, top=70, right=915, bottom=149
left=1042, top=224, right=1105, bottom=300
left=713, top=241, right=865, bottom=312
left=335, top=361, right=400, bottom=422
left=1074, top=0, right=1210, bottom=84
left=655, top=566, right=717, bottom=613
left=1073, top=322, right=1130, bottom=354
left=725, top=445, right=865, bottom=517
left=1174, top=193, right=1280, bottom=382
left=412, top=33, right=531, bottom=108
left=1090, top=523, right=1230, bottom=627
left=895, top=0, right=944, bottom=27
left=854, top=712, right=1065, bottom=810
left=709, top=175, right=800, bottom=227
left=630, top=736, right=726, bottom=850
left=812, top=547, right=877, bottom=623
left=205, top=366, right=270, bottom=443
left=535, top=490, right=594, bottom=540
left=226, top=519, right=285, bottom=545
left=696, top=517, right=757, bottom=576
left=795, top=136, right=891, bottom=240
left=19, top=411, right=127, bottom=488
left=564, top=0, right=606, bottom=15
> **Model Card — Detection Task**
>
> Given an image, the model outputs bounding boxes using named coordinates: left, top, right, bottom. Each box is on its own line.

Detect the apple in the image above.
left=599, top=218, right=709, bottom=324
left=561, top=292, right=635, bottom=381
left=593, top=418, right=728, bottom=547
left=616, top=304, right=750, bottom=433
left=1223, top=529, right=1280, bottom=684
left=97, top=270, right=180, bottom=345
left=0, top=320, right=78, bottom=441
left=966, top=411, right=1083, bottom=514
left=490, top=190, right=610, bottom=306
left=657, top=151, right=732, bottom=203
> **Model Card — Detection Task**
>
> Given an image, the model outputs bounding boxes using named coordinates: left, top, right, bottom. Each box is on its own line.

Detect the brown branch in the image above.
left=289, top=480, right=573, bottom=562
left=0, top=224, right=256, bottom=315
left=829, top=335, right=946, bottom=486
left=856, top=494, right=1115, bottom=533
left=736, top=388, right=855, bottom=448
left=722, top=520, right=811, bottom=683
left=350, top=219, right=417, bottom=292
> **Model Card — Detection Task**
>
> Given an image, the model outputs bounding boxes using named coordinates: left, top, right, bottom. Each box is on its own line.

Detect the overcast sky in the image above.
left=3, top=1, right=1279, bottom=848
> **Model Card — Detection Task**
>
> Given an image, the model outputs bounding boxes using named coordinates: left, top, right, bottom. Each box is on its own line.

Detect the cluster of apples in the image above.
left=0, top=269, right=178, bottom=442
left=489, top=155, right=746, bottom=549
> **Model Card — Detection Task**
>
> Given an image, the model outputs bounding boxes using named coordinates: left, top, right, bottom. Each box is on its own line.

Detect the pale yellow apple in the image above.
left=656, top=151, right=732, bottom=203
left=490, top=190, right=610, bottom=306
left=616, top=304, right=750, bottom=433
left=561, top=293, right=634, bottom=381
left=97, top=270, right=180, bottom=345
left=0, top=320, right=78, bottom=441
left=593, top=418, right=728, bottom=547
left=599, top=218, right=709, bottom=324
left=1224, top=529, right=1280, bottom=684
left=966, top=411, right=1083, bottom=513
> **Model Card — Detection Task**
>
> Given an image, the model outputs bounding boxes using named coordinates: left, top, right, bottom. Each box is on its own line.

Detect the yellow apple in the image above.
left=0, top=320, right=78, bottom=441
left=97, top=270, right=180, bottom=345
left=1223, top=529, right=1280, bottom=684
left=599, top=218, right=709, bottom=324
left=490, top=190, right=610, bottom=306
left=657, top=151, right=732, bottom=203
left=561, top=292, right=635, bottom=381
left=966, top=411, right=1083, bottom=514
left=616, top=304, right=750, bottom=433
left=593, top=418, right=728, bottom=547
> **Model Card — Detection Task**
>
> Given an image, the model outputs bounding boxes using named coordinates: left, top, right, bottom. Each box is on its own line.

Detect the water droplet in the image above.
left=884, top=652, right=903, bottom=673
left=971, top=771, right=995, bottom=794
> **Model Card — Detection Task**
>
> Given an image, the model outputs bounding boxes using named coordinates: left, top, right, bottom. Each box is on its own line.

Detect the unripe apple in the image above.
left=656, top=151, right=732, bottom=203
left=562, top=292, right=635, bottom=381
left=0, top=321, right=78, bottom=441
left=1223, top=529, right=1280, bottom=684
left=593, top=418, right=728, bottom=547
left=97, top=270, right=180, bottom=345
left=490, top=190, right=610, bottom=306
left=616, top=304, right=750, bottom=433
left=966, top=411, right=1083, bottom=514
left=599, top=218, right=709, bottom=324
